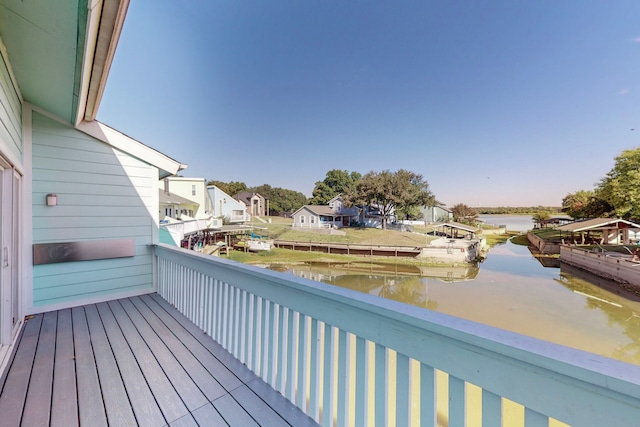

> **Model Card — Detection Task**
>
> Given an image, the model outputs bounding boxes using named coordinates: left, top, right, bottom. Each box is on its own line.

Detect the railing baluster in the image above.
left=309, top=319, right=321, bottom=423
left=213, top=279, right=221, bottom=341
left=278, top=305, right=287, bottom=394
left=354, top=336, right=366, bottom=427
left=322, top=324, right=335, bottom=427
left=297, top=314, right=308, bottom=411
left=197, top=273, right=204, bottom=329
left=337, top=329, right=348, bottom=427
left=262, top=299, right=275, bottom=384
left=267, top=301, right=277, bottom=388
left=233, top=286, right=241, bottom=358
left=375, top=343, right=387, bottom=427
left=253, top=295, right=262, bottom=373
left=221, top=282, right=228, bottom=348
left=396, top=353, right=410, bottom=427
left=287, top=310, right=297, bottom=401
left=240, top=291, right=248, bottom=365
left=482, top=389, right=502, bottom=426
left=420, top=363, right=436, bottom=426
left=449, top=375, right=465, bottom=427
left=204, top=276, right=213, bottom=337
left=525, top=407, right=548, bottom=427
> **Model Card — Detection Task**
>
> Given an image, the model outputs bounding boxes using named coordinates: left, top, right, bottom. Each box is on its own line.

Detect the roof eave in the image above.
left=77, top=120, right=186, bottom=178
left=75, top=0, right=130, bottom=126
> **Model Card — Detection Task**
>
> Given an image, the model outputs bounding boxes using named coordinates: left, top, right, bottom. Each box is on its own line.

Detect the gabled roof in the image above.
left=556, top=218, right=640, bottom=232
left=439, top=222, right=478, bottom=233
left=159, top=190, right=198, bottom=206
left=294, top=205, right=341, bottom=217
left=77, top=120, right=185, bottom=178
left=235, top=192, right=266, bottom=202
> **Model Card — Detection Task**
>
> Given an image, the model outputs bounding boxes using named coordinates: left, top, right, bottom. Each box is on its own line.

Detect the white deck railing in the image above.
left=154, top=244, right=640, bottom=427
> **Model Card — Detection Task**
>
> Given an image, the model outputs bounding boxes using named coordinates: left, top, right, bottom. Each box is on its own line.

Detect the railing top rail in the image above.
left=154, top=243, right=640, bottom=423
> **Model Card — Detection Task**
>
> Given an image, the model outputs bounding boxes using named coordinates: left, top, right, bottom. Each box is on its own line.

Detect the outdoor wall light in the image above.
left=46, top=194, right=57, bottom=206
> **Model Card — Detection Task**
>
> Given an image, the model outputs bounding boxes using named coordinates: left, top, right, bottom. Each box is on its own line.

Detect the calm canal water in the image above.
left=268, top=231, right=640, bottom=366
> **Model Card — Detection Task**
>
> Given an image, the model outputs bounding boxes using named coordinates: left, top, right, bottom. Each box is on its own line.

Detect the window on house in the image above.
left=300, top=216, right=305, bottom=223
left=310, top=216, right=315, bottom=223
left=192, top=185, right=196, bottom=196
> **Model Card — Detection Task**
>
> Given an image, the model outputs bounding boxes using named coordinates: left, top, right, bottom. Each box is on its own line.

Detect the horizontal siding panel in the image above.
left=32, top=205, right=153, bottom=218
left=32, top=192, right=152, bottom=208
left=33, top=130, right=119, bottom=154
left=32, top=181, right=147, bottom=197
left=33, top=155, right=153, bottom=178
left=34, top=263, right=152, bottom=290
left=0, top=54, right=20, bottom=121
left=0, top=101, right=21, bottom=154
left=0, top=53, right=22, bottom=158
left=33, top=144, right=152, bottom=171
left=33, top=168, right=152, bottom=188
left=33, top=225, right=152, bottom=242
left=33, top=216, right=152, bottom=229
left=33, top=276, right=153, bottom=307
left=33, top=253, right=153, bottom=278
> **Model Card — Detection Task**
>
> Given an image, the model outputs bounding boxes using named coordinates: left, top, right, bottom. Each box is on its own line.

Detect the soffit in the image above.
left=0, top=0, right=87, bottom=123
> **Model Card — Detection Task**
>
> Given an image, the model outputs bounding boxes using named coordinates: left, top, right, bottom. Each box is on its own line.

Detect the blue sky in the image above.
left=98, top=1, right=640, bottom=207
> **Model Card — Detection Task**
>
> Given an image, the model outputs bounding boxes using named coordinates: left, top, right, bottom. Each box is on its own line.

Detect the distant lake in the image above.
left=478, top=214, right=533, bottom=232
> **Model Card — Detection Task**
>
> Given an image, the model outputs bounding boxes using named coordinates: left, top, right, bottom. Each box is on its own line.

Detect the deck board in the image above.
left=21, top=311, right=56, bottom=427
left=128, top=296, right=227, bottom=401
left=50, top=309, right=79, bottom=427
left=107, top=299, right=190, bottom=423
left=0, top=314, right=42, bottom=426
left=190, top=403, right=227, bottom=426
left=72, top=306, right=109, bottom=427
left=148, top=293, right=257, bottom=384
left=140, top=294, right=244, bottom=390
left=96, top=302, right=166, bottom=427
left=85, top=304, right=138, bottom=426
left=118, top=298, right=209, bottom=411
left=0, top=294, right=320, bottom=427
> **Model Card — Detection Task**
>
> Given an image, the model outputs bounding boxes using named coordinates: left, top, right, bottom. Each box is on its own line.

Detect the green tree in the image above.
left=344, top=169, right=436, bottom=229
left=451, top=203, right=478, bottom=225
left=561, top=190, right=612, bottom=219
left=532, top=211, right=551, bottom=226
left=309, top=169, right=362, bottom=205
left=207, top=180, right=247, bottom=197
left=596, top=147, right=640, bottom=219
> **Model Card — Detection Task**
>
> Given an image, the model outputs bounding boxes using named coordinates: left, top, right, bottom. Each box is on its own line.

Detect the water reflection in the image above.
left=267, top=240, right=640, bottom=365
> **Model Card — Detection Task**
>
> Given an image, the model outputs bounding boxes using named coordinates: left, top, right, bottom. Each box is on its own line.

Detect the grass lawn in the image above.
left=222, top=216, right=502, bottom=266
left=226, top=247, right=462, bottom=267
left=245, top=217, right=436, bottom=246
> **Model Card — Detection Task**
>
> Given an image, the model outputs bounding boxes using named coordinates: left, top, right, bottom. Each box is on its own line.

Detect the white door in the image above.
left=0, top=155, right=19, bottom=345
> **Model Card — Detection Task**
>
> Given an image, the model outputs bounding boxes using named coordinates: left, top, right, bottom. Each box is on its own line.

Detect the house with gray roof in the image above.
left=235, top=191, right=268, bottom=217
left=292, top=205, right=353, bottom=229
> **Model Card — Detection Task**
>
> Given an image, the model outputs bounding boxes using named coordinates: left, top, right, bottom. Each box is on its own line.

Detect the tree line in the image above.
left=562, top=147, right=640, bottom=220
left=208, top=168, right=438, bottom=229
left=206, top=180, right=308, bottom=216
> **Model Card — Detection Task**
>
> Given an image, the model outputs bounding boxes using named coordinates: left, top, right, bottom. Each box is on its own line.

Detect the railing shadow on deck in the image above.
left=154, top=244, right=640, bottom=427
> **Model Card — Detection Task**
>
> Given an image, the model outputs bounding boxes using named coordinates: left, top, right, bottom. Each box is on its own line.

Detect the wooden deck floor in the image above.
left=0, top=293, right=319, bottom=427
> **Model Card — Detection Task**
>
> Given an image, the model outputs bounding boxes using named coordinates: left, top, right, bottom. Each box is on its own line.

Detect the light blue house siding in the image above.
left=0, top=52, right=22, bottom=164
left=31, top=112, right=158, bottom=307
left=208, top=185, right=247, bottom=222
